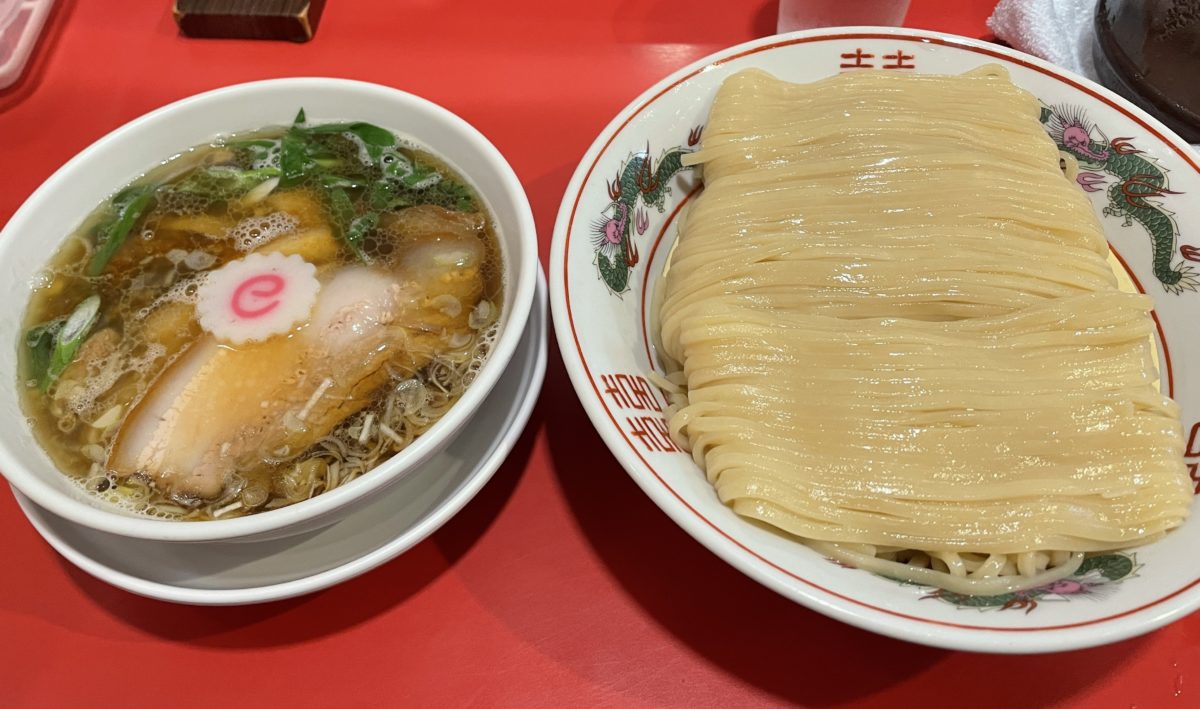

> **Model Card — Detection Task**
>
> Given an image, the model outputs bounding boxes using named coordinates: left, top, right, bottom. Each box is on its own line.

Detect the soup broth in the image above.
left=18, top=111, right=503, bottom=520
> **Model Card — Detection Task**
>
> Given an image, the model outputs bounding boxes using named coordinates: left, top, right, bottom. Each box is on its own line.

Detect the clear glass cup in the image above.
left=777, top=0, right=912, bottom=32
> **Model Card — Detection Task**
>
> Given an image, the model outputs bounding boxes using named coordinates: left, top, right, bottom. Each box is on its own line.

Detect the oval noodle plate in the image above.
left=550, top=27, right=1200, bottom=653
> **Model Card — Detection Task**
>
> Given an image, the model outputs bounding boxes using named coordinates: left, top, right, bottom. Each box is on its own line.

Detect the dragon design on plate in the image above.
left=592, top=126, right=701, bottom=295
left=1042, top=104, right=1198, bottom=293
left=919, top=553, right=1140, bottom=614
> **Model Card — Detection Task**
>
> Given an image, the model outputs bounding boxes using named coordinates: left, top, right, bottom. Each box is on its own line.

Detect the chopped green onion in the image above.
left=346, top=213, right=378, bottom=263
left=24, top=321, right=61, bottom=391
left=34, top=295, right=101, bottom=391
left=88, top=186, right=155, bottom=276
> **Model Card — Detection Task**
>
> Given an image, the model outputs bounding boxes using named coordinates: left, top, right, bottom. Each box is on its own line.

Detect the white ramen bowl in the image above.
left=550, top=27, right=1200, bottom=653
left=0, top=78, right=537, bottom=543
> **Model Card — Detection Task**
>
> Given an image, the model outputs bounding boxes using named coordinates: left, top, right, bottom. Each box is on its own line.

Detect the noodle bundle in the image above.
left=659, top=67, right=1192, bottom=595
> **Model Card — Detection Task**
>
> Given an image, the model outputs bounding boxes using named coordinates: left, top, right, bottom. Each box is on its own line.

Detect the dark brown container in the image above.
left=1093, top=0, right=1200, bottom=142
left=174, top=0, right=326, bottom=43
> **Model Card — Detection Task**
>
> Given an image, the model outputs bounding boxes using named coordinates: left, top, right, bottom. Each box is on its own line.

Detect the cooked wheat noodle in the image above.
left=659, top=66, right=1191, bottom=594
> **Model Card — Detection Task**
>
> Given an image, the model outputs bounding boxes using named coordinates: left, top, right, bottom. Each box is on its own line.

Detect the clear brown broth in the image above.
left=18, top=124, right=503, bottom=520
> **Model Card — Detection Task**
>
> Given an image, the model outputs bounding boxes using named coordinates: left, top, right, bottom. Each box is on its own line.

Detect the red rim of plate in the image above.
left=560, top=31, right=1200, bottom=635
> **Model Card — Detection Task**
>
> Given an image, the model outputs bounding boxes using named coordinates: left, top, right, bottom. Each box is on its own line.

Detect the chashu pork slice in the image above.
left=108, top=267, right=402, bottom=500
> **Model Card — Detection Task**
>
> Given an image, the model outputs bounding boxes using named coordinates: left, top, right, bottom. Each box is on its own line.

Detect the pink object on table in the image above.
left=0, top=0, right=53, bottom=89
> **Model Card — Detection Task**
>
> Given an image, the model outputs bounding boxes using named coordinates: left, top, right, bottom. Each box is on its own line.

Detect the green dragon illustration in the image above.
left=917, top=553, right=1138, bottom=614
left=593, top=128, right=700, bottom=294
left=1041, top=105, right=1198, bottom=293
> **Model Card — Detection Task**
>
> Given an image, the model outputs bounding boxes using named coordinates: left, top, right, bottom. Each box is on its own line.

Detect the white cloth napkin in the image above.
left=987, top=0, right=1099, bottom=78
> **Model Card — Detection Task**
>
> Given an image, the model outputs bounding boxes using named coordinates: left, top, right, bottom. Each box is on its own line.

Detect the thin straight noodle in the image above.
left=659, top=66, right=1191, bottom=595
left=808, top=541, right=1086, bottom=596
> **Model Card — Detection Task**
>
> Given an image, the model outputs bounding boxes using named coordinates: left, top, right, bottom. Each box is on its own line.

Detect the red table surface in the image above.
left=1, top=1, right=1196, bottom=707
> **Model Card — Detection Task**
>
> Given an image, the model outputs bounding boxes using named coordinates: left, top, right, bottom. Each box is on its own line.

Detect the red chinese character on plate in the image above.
left=882, top=49, right=915, bottom=69
left=627, top=415, right=677, bottom=453
left=839, top=48, right=874, bottom=69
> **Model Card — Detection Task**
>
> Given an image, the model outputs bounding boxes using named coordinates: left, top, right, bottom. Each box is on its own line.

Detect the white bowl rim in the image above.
left=549, top=26, right=1200, bottom=653
left=0, top=77, right=538, bottom=542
